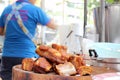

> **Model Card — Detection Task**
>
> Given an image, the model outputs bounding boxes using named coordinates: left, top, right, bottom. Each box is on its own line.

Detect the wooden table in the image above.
left=12, top=65, right=118, bottom=80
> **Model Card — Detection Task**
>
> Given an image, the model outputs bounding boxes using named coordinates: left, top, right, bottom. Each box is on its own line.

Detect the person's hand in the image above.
left=46, top=19, right=58, bottom=30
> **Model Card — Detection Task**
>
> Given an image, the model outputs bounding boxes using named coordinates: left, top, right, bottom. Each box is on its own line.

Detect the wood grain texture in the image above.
left=12, top=65, right=118, bottom=80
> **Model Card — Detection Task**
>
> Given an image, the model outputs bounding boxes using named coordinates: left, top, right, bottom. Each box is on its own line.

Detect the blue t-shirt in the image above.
left=0, top=0, right=51, bottom=58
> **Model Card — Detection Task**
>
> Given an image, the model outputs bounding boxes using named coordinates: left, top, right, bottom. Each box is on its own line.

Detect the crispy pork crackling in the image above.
left=22, top=58, right=34, bottom=71
left=33, top=57, right=52, bottom=73
left=55, top=62, right=77, bottom=76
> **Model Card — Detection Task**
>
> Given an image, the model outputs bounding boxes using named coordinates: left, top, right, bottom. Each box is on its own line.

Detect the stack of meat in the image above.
left=22, top=43, right=93, bottom=76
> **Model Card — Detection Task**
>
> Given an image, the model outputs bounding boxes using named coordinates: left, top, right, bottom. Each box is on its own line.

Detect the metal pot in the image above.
left=88, top=49, right=120, bottom=71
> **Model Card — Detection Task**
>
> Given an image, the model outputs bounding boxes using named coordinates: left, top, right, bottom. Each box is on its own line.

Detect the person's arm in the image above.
left=35, top=8, right=58, bottom=30
left=0, top=27, right=4, bottom=35
left=0, top=10, right=5, bottom=35
left=46, top=19, right=58, bottom=30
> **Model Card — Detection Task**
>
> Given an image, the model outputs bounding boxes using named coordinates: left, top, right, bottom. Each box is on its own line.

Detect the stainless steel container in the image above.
left=85, top=43, right=120, bottom=71
left=94, top=4, right=120, bottom=43
left=97, top=58, right=120, bottom=71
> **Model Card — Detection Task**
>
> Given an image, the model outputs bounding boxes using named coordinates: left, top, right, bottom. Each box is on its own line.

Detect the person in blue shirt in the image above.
left=0, top=0, right=57, bottom=80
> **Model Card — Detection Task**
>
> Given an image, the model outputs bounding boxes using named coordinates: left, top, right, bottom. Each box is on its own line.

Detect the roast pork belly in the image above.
left=52, top=43, right=69, bottom=60
left=39, top=45, right=49, bottom=51
left=36, top=46, right=67, bottom=64
left=77, top=66, right=93, bottom=76
left=68, top=55, right=85, bottom=70
left=22, top=58, right=34, bottom=71
left=52, top=43, right=67, bottom=51
left=48, top=48, right=62, bottom=58
left=33, top=57, right=52, bottom=73
left=55, top=62, right=77, bottom=76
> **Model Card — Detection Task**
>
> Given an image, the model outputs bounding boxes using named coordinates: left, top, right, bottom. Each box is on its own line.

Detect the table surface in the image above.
left=12, top=65, right=118, bottom=80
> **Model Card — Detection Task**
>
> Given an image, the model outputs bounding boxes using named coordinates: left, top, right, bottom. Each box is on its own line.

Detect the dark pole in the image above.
left=83, top=0, right=87, bottom=38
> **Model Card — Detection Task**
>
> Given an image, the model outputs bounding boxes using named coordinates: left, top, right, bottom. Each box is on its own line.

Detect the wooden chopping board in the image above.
left=12, top=65, right=118, bottom=80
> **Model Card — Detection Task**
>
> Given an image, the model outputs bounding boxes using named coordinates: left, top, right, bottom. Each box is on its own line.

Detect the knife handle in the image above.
left=89, top=49, right=98, bottom=58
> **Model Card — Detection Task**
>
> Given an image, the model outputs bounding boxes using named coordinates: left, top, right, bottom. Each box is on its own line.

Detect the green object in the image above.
left=106, top=0, right=114, bottom=4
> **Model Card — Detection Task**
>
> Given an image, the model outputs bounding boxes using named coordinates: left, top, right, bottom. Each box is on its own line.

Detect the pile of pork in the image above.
left=22, top=43, right=93, bottom=76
